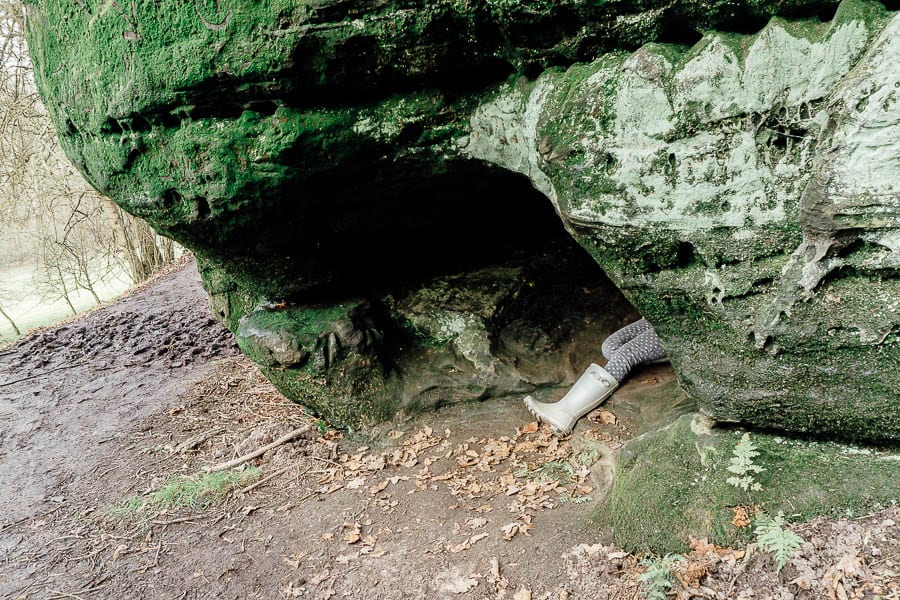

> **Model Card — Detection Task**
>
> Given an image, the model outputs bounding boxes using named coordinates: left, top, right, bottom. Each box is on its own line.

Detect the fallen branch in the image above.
left=239, top=466, right=292, bottom=494
left=204, top=427, right=309, bottom=473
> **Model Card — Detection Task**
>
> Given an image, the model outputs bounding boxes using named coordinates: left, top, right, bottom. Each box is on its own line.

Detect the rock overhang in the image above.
left=23, top=0, right=899, bottom=439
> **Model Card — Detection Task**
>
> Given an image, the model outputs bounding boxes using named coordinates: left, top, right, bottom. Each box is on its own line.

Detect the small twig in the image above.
left=306, top=456, right=343, bottom=469
left=204, top=426, right=309, bottom=473
left=0, top=362, right=87, bottom=387
left=240, top=466, right=292, bottom=494
left=150, top=515, right=207, bottom=526
left=46, top=583, right=106, bottom=600
left=174, top=427, right=226, bottom=454
left=0, top=515, right=35, bottom=533
left=0, top=509, right=56, bottom=533
left=46, top=590, right=86, bottom=600
left=293, top=490, right=317, bottom=504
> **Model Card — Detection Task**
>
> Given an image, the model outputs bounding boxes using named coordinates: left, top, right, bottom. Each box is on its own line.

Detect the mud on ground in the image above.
left=1, top=260, right=897, bottom=599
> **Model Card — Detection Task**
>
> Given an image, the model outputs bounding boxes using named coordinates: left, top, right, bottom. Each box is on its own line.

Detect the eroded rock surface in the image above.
left=24, top=0, right=898, bottom=437
left=466, top=1, right=900, bottom=440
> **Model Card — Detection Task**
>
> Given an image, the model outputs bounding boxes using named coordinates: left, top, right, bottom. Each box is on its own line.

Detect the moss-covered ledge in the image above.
left=598, top=414, right=900, bottom=553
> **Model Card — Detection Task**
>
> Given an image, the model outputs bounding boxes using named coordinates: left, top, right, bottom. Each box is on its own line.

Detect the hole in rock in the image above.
left=713, top=12, right=770, bottom=35
left=656, top=14, right=704, bottom=46
left=676, top=241, right=697, bottom=268
left=778, top=2, right=840, bottom=22
left=195, top=196, right=211, bottom=220
left=243, top=100, right=279, bottom=116
left=246, top=162, right=643, bottom=370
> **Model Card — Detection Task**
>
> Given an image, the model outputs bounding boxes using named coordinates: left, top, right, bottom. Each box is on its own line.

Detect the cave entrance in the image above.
left=295, top=160, right=637, bottom=307
left=304, top=160, right=644, bottom=404
left=238, top=159, right=651, bottom=427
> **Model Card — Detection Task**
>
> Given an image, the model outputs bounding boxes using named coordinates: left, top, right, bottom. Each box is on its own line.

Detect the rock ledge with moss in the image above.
left=24, top=0, right=898, bottom=439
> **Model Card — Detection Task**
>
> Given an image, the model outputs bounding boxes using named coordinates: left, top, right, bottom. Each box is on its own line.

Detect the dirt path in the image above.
left=0, top=259, right=238, bottom=526
left=1, top=261, right=897, bottom=600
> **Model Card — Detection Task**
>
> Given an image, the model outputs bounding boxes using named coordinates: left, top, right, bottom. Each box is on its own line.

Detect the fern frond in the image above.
left=638, top=554, right=684, bottom=600
left=727, top=433, right=765, bottom=491
left=754, top=511, right=803, bottom=571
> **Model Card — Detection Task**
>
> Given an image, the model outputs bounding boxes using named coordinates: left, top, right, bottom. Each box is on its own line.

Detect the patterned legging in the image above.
left=600, top=319, right=667, bottom=382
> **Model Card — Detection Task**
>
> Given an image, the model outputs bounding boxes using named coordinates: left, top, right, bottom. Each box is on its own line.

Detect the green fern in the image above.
left=754, top=511, right=803, bottom=571
left=726, top=433, right=764, bottom=492
left=638, top=554, right=684, bottom=600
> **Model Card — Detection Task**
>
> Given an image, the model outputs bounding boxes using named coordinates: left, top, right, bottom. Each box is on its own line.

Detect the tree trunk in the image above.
left=53, top=264, right=77, bottom=315
left=0, top=301, right=21, bottom=337
left=159, top=235, right=175, bottom=264
left=102, top=199, right=145, bottom=282
left=137, top=220, right=163, bottom=274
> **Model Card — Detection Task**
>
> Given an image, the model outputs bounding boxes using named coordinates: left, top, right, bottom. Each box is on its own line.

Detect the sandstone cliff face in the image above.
left=24, top=0, right=898, bottom=439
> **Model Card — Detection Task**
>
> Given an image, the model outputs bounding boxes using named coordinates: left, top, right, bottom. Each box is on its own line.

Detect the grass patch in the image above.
left=116, top=466, right=260, bottom=516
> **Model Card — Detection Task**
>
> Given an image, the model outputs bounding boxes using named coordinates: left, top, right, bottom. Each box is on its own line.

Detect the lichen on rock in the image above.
left=466, top=0, right=900, bottom=441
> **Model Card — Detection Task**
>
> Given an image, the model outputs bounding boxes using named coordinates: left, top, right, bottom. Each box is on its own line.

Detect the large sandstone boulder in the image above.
left=24, top=0, right=898, bottom=438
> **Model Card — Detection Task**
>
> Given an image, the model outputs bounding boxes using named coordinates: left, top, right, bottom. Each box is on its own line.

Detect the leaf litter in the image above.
left=4, top=354, right=899, bottom=599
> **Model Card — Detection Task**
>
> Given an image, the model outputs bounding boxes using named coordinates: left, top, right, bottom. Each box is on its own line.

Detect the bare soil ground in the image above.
left=1, top=260, right=897, bottom=600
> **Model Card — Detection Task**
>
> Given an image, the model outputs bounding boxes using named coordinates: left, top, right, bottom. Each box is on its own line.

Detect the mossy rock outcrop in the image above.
left=598, top=413, right=900, bottom=553
left=23, top=0, right=899, bottom=438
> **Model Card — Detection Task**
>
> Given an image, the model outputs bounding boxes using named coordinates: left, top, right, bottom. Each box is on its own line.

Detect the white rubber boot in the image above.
left=523, top=364, right=618, bottom=436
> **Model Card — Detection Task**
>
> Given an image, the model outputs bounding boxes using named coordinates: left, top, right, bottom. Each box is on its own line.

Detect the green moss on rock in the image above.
left=23, top=0, right=899, bottom=436
left=598, top=414, right=900, bottom=553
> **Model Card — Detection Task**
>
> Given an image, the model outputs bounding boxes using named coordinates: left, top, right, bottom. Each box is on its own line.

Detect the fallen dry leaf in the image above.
left=369, top=480, right=389, bottom=495
left=522, top=422, right=539, bottom=434
left=689, top=536, right=717, bottom=554
left=281, top=581, right=303, bottom=597
left=283, top=554, right=303, bottom=569
left=442, top=575, right=477, bottom=594
left=675, top=559, right=709, bottom=588
left=343, top=522, right=362, bottom=544
left=112, top=544, right=129, bottom=561
left=513, top=587, right=532, bottom=600
left=489, top=557, right=501, bottom=580
left=502, top=522, right=532, bottom=541
left=448, top=532, right=489, bottom=553
left=590, top=409, right=617, bottom=425
left=731, top=506, right=752, bottom=528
